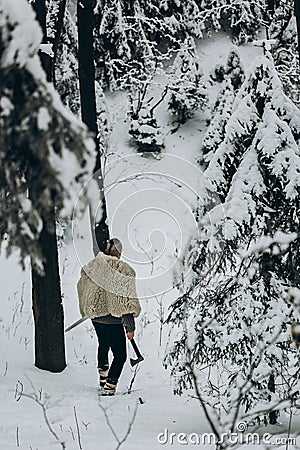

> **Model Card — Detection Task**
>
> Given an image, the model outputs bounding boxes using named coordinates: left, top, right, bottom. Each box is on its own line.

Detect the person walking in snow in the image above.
left=77, top=238, right=141, bottom=395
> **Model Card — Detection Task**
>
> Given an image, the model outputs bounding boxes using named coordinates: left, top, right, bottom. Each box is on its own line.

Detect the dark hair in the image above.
left=104, top=238, right=122, bottom=256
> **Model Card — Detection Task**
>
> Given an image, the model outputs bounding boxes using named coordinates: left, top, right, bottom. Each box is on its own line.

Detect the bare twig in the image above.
left=185, top=358, right=221, bottom=442
left=16, top=426, right=20, bottom=447
left=15, top=380, right=23, bottom=402
left=134, top=237, right=155, bottom=275
left=24, top=337, right=30, bottom=351
left=149, top=87, right=168, bottom=115
left=73, top=406, right=82, bottom=449
left=21, top=392, right=65, bottom=448
left=19, top=378, right=65, bottom=449
left=68, top=426, right=75, bottom=441
left=3, top=361, right=8, bottom=376
left=82, top=421, right=90, bottom=431
left=98, top=400, right=139, bottom=450
left=127, top=365, right=140, bottom=394
left=150, top=289, right=165, bottom=347
left=19, top=282, right=25, bottom=315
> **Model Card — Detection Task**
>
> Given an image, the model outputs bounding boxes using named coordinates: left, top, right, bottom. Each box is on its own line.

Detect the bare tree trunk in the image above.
left=77, top=0, right=109, bottom=254
left=32, top=0, right=52, bottom=81
left=268, top=373, right=278, bottom=425
left=295, top=0, right=300, bottom=68
left=30, top=0, right=66, bottom=372
left=31, top=205, right=66, bottom=372
left=33, top=0, right=67, bottom=82
left=267, top=0, right=276, bottom=13
left=52, top=0, right=67, bottom=87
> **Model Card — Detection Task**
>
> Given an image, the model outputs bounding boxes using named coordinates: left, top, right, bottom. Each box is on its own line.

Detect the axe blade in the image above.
left=130, top=355, right=144, bottom=367
left=129, top=338, right=144, bottom=366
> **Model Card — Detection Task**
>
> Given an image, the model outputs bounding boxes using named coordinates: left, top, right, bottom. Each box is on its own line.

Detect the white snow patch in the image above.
left=37, top=107, right=51, bottom=131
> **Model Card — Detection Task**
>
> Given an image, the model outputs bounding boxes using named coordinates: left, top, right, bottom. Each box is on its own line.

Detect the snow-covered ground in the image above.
left=0, top=247, right=210, bottom=450
left=1, top=33, right=299, bottom=449
left=1, top=249, right=299, bottom=450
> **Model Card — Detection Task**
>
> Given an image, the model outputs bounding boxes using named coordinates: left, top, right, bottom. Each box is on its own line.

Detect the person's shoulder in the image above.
left=95, top=252, right=136, bottom=276
left=95, top=251, right=106, bottom=260
left=94, top=251, right=113, bottom=265
left=119, top=260, right=136, bottom=277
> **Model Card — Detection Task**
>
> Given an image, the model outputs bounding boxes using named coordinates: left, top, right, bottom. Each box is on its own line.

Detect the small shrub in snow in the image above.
left=167, top=37, right=208, bottom=124
left=129, top=105, right=164, bottom=153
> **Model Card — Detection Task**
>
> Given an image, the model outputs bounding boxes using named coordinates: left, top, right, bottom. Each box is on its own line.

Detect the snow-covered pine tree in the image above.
left=55, top=9, right=80, bottom=115
left=149, top=0, right=266, bottom=45
left=94, top=0, right=156, bottom=90
left=211, top=48, right=245, bottom=88
left=269, top=1, right=300, bottom=106
left=201, top=49, right=244, bottom=165
left=224, top=0, right=264, bottom=43
left=122, top=0, right=157, bottom=88
left=199, top=0, right=265, bottom=44
left=94, top=0, right=132, bottom=89
left=224, top=48, right=245, bottom=91
left=95, top=81, right=112, bottom=155
left=168, top=37, right=207, bottom=124
left=199, top=78, right=235, bottom=166
left=94, top=0, right=223, bottom=91
left=166, top=53, right=300, bottom=429
left=93, top=0, right=268, bottom=91
left=128, top=101, right=164, bottom=153
left=143, top=0, right=204, bottom=41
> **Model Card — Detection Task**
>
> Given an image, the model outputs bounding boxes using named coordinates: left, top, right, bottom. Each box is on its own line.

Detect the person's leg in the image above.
left=92, top=322, right=110, bottom=386
left=106, top=324, right=127, bottom=385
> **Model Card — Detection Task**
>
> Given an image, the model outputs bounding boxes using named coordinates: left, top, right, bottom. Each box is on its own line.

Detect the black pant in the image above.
left=92, top=322, right=127, bottom=385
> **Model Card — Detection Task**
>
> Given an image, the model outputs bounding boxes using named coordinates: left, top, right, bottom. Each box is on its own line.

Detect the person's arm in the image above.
left=122, top=313, right=135, bottom=340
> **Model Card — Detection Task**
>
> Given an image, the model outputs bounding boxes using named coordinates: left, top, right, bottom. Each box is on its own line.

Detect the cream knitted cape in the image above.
left=77, top=252, right=141, bottom=319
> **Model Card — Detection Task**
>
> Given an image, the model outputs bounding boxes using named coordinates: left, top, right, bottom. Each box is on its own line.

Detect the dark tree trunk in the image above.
left=32, top=0, right=67, bottom=82
left=267, top=0, right=275, bottom=13
left=52, top=0, right=67, bottom=87
left=31, top=207, right=66, bottom=372
left=295, top=0, right=300, bottom=68
left=77, top=0, right=109, bottom=254
left=268, top=374, right=278, bottom=425
left=30, top=0, right=66, bottom=372
left=77, top=0, right=97, bottom=135
left=32, top=0, right=52, bottom=81
left=32, top=0, right=47, bottom=35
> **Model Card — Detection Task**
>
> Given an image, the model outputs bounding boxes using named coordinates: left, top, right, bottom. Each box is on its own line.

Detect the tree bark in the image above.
left=268, top=373, right=278, bottom=425
left=52, top=0, right=67, bottom=87
left=32, top=0, right=52, bottom=81
left=267, top=0, right=276, bottom=13
left=32, top=0, right=67, bottom=82
left=31, top=207, right=66, bottom=372
left=30, top=0, right=66, bottom=372
left=295, top=0, right=300, bottom=68
left=77, top=0, right=109, bottom=254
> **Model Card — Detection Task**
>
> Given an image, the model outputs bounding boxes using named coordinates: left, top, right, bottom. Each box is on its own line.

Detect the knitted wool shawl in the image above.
left=77, top=252, right=141, bottom=319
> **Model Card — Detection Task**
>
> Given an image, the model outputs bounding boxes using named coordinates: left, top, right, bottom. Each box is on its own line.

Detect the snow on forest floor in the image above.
left=1, top=248, right=299, bottom=450
left=1, top=32, right=300, bottom=449
left=0, top=248, right=208, bottom=450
